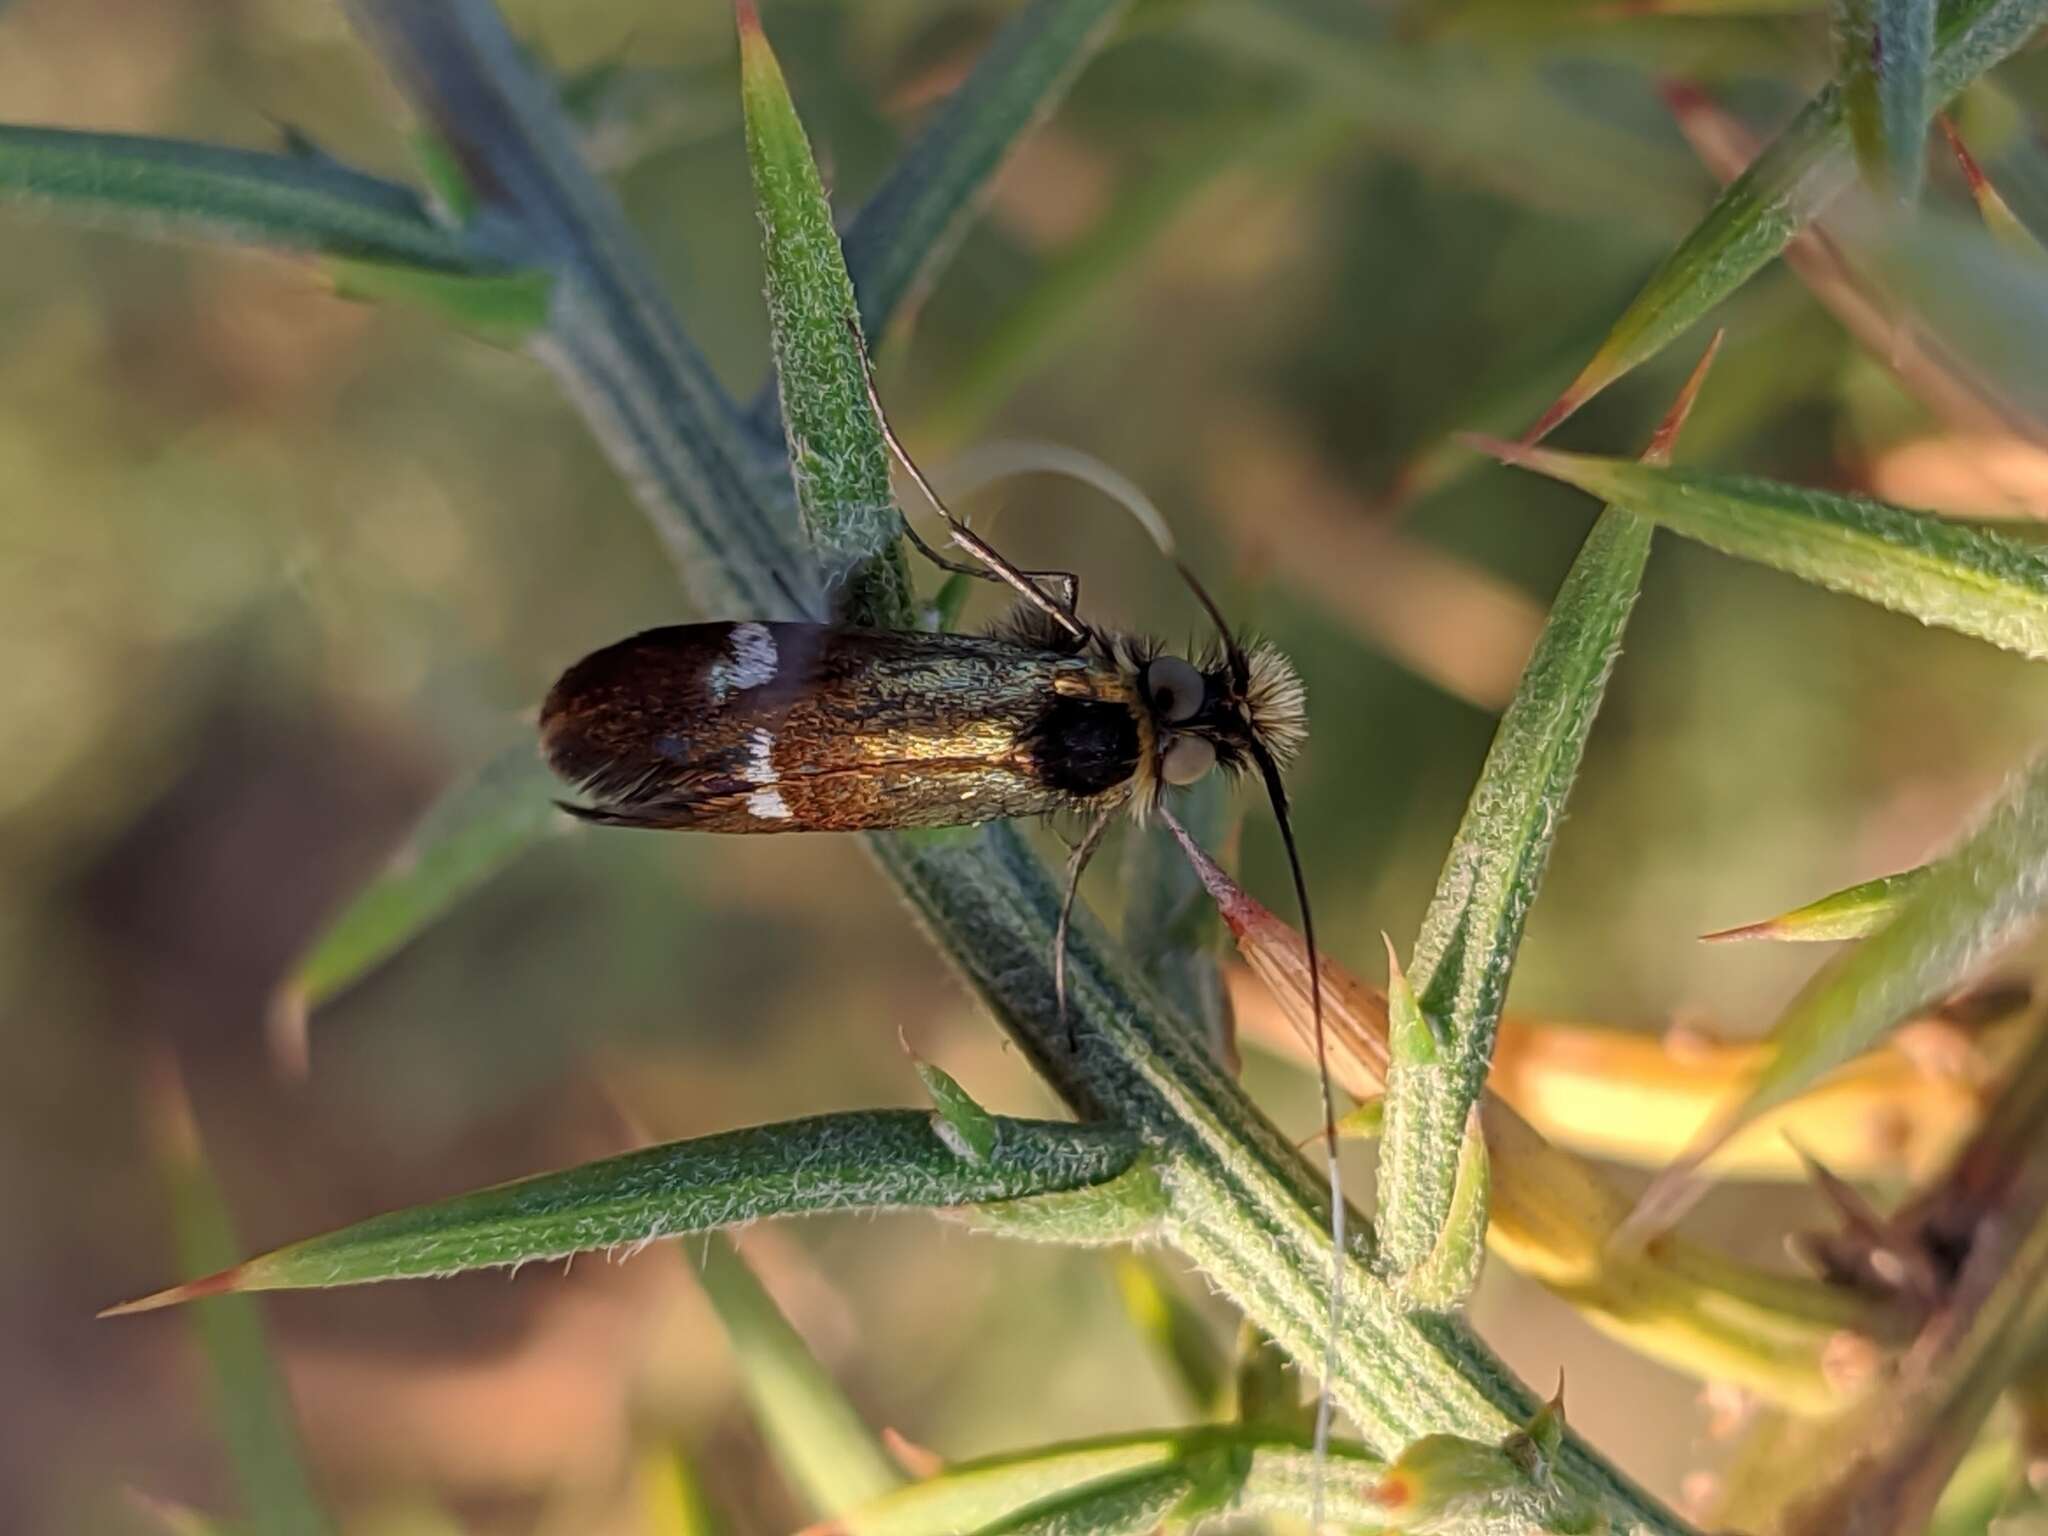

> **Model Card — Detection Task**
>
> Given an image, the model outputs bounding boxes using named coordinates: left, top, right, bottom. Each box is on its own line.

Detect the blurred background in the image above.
left=4, top=0, right=2048, bottom=1531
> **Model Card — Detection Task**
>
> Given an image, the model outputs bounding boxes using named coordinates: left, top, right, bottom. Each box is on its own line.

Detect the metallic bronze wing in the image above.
left=540, top=623, right=1145, bottom=832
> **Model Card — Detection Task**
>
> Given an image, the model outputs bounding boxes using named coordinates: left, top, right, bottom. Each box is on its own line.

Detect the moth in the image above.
left=541, top=348, right=1346, bottom=1488
left=540, top=355, right=1323, bottom=1028
left=540, top=609, right=1306, bottom=842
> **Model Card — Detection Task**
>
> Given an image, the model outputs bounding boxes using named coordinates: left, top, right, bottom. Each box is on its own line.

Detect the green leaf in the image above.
left=1531, top=0, right=2048, bottom=436
left=694, top=1233, right=902, bottom=1513
left=0, top=123, right=506, bottom=271
left=1385, top=939, right=1441, bottom=1070
left=1230, top=1440, right=1395, bottom=1529
left=834, top=1429, right=1391, bottom=1536
left=1638, top=744, right=2048, bottom=1228
left=838, top=0, right=1133, bottom=349
left=1401, top=1116, right=1491, bottom=1311
left=273, top=744, right=564, bottom=1045
left=745, top=0, right=1139, bottom=437
left=1381, top=491, right=1656, bottom=1278
left=1373, top=1412, right=1599, bottom=1536
left=737, top=0, right=912, bottom=629
left=103, top=1110, right=1141, bottom=1309
left=141, top=1058, right=332, bottom=1536
left=1381, top=344, right=1715, bottom=1285
left=959, top=1161, right=1169, bottom=1246
left=914, top=1057, right=1000, bottom=1165
left=1478, top=444, right=2048, bottom=660
left=326, top=255, right=552, bottom=345
left=1521, top=1390, right=1568, bottom=1468
left=1875, top=0, right=1938, bottom=202
left=1703, top=867, right=1931, bottom=943
left=1836, top=0, right=1938, bottom=201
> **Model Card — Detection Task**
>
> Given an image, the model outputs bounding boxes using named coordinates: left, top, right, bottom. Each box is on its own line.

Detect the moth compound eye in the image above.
left=1160, top=732, right=1217, bottom=786
left=1147, top=656, right=1205, bottom=724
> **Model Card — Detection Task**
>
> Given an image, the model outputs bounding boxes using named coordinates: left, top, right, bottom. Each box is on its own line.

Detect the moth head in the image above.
left=1143, top=562, right=1324, bottom=1138
left=1135, top=638, right=1307, bottom=795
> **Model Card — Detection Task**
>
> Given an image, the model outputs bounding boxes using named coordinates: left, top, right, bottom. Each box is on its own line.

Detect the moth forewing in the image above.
left=540, top=622, right=1153, bottom=833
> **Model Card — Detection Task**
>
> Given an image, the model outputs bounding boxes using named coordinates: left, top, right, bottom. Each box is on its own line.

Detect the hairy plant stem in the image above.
left=344, top=0, right=818, bottom=622
left=876, top=828, right=1684, bottom=1533
left=341, top=4, right=1697, bottom=1530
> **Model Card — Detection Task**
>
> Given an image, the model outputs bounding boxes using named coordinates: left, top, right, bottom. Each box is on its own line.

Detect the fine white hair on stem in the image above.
left=936, top=439, right=1180, bottom=563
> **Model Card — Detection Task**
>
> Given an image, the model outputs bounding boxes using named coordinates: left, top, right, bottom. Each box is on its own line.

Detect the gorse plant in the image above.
left=19, top=0, right=2048, bottom=1533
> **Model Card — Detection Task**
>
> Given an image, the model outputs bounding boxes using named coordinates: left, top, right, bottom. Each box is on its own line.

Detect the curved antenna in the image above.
left=1170, top=558, right=1251, bottom=691
left=939, top=441, right=1249, bottom=680
left=1245, top=734, right=1340, bottom=1519
left=941, top=440, right=1180, bottom=562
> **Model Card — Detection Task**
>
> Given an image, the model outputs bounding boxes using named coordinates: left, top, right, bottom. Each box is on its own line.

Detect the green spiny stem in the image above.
left=0, top=123, right=500, bottom=270
left=878, top=827, right=1693, bottom=1536
left=343, top=6, right=1699, bottom=1531
left=344, top=0, right=820, bottom=622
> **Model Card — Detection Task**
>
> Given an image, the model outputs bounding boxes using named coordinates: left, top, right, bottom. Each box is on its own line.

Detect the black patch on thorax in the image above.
left=1020, top=695, right=1140, bottom=799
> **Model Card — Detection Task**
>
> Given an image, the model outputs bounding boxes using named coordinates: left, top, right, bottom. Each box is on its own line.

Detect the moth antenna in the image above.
left=1172, top=559, right=1252, bottom=689
left=928, top=440, right=1256, bottom=696
left=846, top=320, right=1091, bottom=647
left=939, top=439, right=1180, bottom=565
left=1055, top=809, right=1116, bottom=1051
left=1246, top=736, right=1340, bottom=1523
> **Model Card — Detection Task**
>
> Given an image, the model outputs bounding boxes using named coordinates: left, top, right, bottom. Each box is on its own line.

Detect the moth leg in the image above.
left=895, top=513, right=984, bottom=579
left=1027, top=569, right=1081, bottom=616
left=899, top=523, right=1081, bottom=624
left=906, top=529, right=1085, bottom=646
left=1055, top=808, right=1116, bottom=1051
left=848, top=319, right=1094, bottom=648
